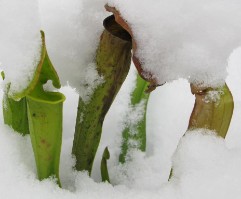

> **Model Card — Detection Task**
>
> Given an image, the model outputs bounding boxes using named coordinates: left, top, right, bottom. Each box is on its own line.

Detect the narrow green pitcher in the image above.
left=27, top=91, right=65, bottom=186
left=72, top=15, right=132, bottom=174
left=2, top=31, right=65, bottom=186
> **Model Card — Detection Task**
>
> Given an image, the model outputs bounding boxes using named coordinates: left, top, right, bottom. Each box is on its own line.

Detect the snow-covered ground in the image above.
left=0, top=49, right=241, bottom=198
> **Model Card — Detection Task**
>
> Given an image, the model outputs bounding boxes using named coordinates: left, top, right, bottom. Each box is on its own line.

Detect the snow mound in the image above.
left=1, top=80, right=241, bottom=198
left=172, top=129, right=241, bottom=199
left=107, top=0, right=241, bottom=87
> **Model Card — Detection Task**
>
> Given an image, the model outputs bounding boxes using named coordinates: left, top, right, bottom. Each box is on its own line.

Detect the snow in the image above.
left=106, top=0, right=241, bottom=87
left=1, top=1, right=241, bottom=198
left=123, top=97, right=148, bottom=150
left=39, top=0, right=107, bottom=101
left=0, top=48, right=241, bottom=198
left=172, top=130, right=241, bottom=199
left=203, top=89, right=224, bottom=104
left=2, top=0, right=240, bottom=99
left=0, top=0, right=41, bottom=97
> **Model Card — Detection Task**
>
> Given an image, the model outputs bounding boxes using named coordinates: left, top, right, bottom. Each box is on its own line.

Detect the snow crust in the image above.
left=39, top=0, right=107, bottom=101
left=107, top=0, right=241, bottom=87
left=0, top=0, right=41, bottom=97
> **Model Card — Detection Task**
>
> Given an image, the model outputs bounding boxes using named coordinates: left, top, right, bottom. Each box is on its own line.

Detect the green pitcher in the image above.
left=27, top=91, right=65, bottom=186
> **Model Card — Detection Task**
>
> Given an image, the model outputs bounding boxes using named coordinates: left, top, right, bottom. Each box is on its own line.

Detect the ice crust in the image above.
left=0, top=0, right=41, bottom=97
left=107, top=0, right=241, bottom=87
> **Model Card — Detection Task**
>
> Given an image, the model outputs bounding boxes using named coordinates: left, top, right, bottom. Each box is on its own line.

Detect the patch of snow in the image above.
left=39, top=0, right=107, bottom=101
left=107, top=0, right=241, bottom=87
left=172, top=129, right=241, bottom=199
left=203, top=90, right=223, bottom=104
left=0, top=0, right=41, bottom=98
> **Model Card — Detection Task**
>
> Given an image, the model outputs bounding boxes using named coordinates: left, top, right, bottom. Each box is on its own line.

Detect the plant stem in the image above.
left=3, top=94, right=29, bottom=135
left=119, top=74, right=149, bottom=163
left=188, top=83, right=233, bottom=138
left=101, top=147, right=110, bottom=183
left=27, top=92, right=64, bottom=186
left=2, top=31, right=65, bottom=186
left=26, top=32, right=65, bottom=186
left=72, top=15, right=132, bottom=174
left=169, top=83, right=233, bottom=180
